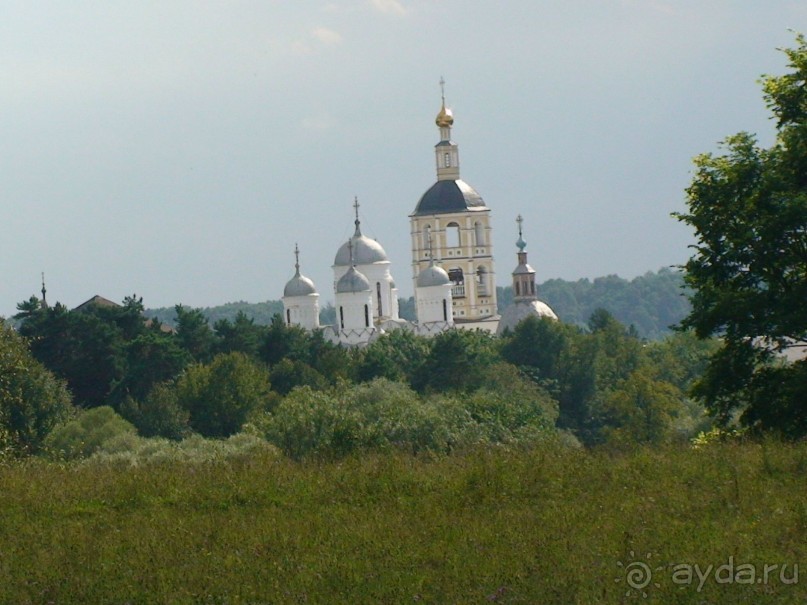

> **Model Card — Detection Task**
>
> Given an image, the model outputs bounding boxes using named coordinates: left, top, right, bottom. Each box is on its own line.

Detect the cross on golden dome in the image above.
left=435, top=76, right=454, bottom=128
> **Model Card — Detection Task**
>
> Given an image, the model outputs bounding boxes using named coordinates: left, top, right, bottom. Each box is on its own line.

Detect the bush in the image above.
left=45, top=406, right=137, bottom=460
left=343, top=379, right=465, bottom=454
left=86, top=432, right=281, bottom=467
left=264, top=378, right=560, bottom=460
left=265, top=386, right=361, bottom=459
left=174, top=352, right=274, bottom=438
left=117, top=384, right=191, bottom=440
left=268, top=358, right=328, bottom=396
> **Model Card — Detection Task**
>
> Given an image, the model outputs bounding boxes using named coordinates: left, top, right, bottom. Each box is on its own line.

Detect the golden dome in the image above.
left=435, top=102, right=454, bottom=128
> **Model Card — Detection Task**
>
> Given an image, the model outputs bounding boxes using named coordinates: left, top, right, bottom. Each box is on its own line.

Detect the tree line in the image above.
left=143, top=267, right=690, bottom=341
left=2, top=293, right=720, bottom=459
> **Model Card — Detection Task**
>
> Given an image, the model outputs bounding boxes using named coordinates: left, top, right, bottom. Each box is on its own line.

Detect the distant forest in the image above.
left=513, top=267, right=690, bottom=340
left=145, top=268, right=689, bottom=340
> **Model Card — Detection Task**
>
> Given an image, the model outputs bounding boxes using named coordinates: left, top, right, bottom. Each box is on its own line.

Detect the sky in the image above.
left=2, top=1, right=805, bottom=317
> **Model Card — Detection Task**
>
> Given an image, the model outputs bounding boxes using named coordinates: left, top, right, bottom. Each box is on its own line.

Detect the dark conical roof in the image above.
left=411, top=179, right=487, bottom=216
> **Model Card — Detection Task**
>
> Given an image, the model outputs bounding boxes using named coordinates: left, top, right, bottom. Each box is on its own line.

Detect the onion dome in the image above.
left=435, top=77, right=454, bottom=128
left=516, top=214, right=527, bottom=252
left=334, top=199, right=390, bottom=266
left=284, top=244, right=318, bottom=297
left=516, top=234, right=527, bottom=252
left=284, top=274, right=317, bottom=297
left=334, top=234, right=388, bottom=266
left=336, top=265, right=371, bottom=293
left=435, top=102, right=454, bottom=128
left=417, top=263, right=450, bottom=288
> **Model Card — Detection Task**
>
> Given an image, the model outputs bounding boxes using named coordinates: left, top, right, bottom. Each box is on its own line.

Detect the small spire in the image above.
left=516, top=214, right=527, bottom=252
left=294, top=243, right=301, bottom=276
left=440, top=76, right=446, bottom=105
left=353, top=196, right=362, bottom=236
left=40, top=272, right=48, bottom=309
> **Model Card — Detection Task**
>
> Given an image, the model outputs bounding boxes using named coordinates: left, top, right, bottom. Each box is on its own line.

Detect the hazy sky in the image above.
left=2, top=1, right=805, bottom=317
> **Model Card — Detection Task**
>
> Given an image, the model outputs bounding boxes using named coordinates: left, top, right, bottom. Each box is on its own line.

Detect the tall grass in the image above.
left=0, top=441, right=804, bottom=604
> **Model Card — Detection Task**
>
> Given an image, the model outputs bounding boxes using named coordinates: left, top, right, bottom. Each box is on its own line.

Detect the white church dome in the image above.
left=336, top=266, right=371, bottom=293
left=284, top=274, right=317, bottom=297
left=496, top=300, right=558, bottom=335
left=334, top=206, right=389, bottom=267
left=284, top=245, right=318, bottom=297
left=417, top=264, right=450, bottom=288
left=334, top=234, right=388, bottom=267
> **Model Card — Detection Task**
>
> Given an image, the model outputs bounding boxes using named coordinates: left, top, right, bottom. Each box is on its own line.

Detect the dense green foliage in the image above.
left=0, top=443, right=803, bottom=603
left=0, top=323, right=74, bottom=455
left=500, top=314, right=713, bottom=446
left=146, top=300, right=284, bottom=328
left=676, top=35, right=807, bottom=438
left=261, top=377, right=559, bottom=459
left=173, top=352, right=274, bottom=438
left=44, top=406, right=137, bottom=460
left=144, top=268, right=689, bottom=340
left=497, top=267, right=689, bottom=339
left=16, top=296, right=189, bottom=410
left=13, top=289, right=718, bottom=452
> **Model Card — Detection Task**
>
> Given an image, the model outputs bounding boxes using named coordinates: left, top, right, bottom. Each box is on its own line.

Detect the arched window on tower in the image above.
left=474, top=221, right=485, bottom=247
left=448, top=268, right=465, bottom=298
left=446, top=222, right=461, bottom=248
left=364, top=304, right=370, bottom=327
left=339, top=307, right=344, bottom=330
left=442, top=298, right=448, bottom=322
left=476, top=266, right=488, bottom=296
left=376, top=282, right=383, bottom=318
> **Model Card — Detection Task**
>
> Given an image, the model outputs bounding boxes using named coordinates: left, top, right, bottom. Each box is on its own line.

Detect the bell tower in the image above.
left=410, top=80, right=497, bottom=327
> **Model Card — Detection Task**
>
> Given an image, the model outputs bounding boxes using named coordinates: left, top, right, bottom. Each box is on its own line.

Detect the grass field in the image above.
left=0, top=441, right=804, bottom=604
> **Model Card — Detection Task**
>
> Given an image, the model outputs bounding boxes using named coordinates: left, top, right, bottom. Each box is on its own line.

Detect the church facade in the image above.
left=282, top=86, right=553, bottom=346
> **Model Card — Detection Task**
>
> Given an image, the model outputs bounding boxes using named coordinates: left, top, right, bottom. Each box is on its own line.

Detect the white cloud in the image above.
left=290, top=27, right=343, bottom=55
left=312, top=27, right=343, bottom=45
left=369, top=0, right=407, bottom=17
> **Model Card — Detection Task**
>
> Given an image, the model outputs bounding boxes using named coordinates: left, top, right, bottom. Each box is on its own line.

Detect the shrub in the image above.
left=174, top=352, right=273, bottom=438
left=117, top=384, right=191, bottom=440
left=265, top=386, right=361, bottom=459
left=86, top=432, right=281, bottom=467
left=268, top=358, right=328, bottom=396
left=264, top=378, right=560, bottom=459
left=44, top=406, right=137, bottom=460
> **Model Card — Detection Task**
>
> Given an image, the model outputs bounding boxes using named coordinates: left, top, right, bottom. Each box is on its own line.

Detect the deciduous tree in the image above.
left=0, top=323, right=74, bottom=455
left=675, top=34, right=807, bottom=437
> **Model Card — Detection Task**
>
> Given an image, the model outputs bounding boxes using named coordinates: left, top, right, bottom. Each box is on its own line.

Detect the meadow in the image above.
left=0, top=441, right=804, bottom=604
